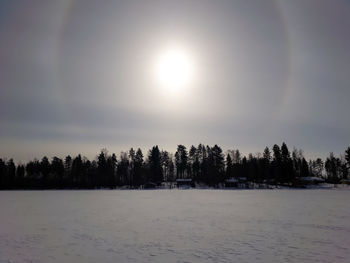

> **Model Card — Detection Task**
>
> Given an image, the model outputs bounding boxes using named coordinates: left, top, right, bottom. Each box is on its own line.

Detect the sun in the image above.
left=154, top=48, right=194, bottom=93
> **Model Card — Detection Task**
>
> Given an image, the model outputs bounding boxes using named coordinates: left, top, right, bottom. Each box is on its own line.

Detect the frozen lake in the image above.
left=0, top=189, right=349, bottom=263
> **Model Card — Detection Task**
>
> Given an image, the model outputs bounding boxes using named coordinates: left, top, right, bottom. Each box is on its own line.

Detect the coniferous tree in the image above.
left=281, top=143, right=294, bottom=184
left=168, top=156, right=175, bottom=183
left=325, top=152, right=341, bottom=183
left=272, top=144, right=281, bottom=184
left=106, top=153, right=117, bottom=188
left=26, top=159, right=40, bottom=187
left=188, top=145, right=197, bottom=179
left=233, top=150, right=241, bottom=164
left=196, top=144, right=207, bottom=182
left=232, top=149, right=242, bottom=179
left=147, top=146, right=163, bottom=184
left=263, top=147, right=271, bottom=162
left=118, top=152, right=129, bottom=186
left=81, top=158, right=91, bottom=188
left=97, top=150, right=108, bottom=187
left=175, top=145, right=188, bottom=179
left=134, top=148, right=144, bottom=187
left=128, top=148, right=136, bottom=186
left=262, top=147, right=271, bottom=181
left=51, top=157, right=64, bottom=188
left=63, top=155, right=72, bottom=186
left=2, top=144, right=350, bottom=189
left=247, top=154, right=254, bottom=182
left=161, top=150, right=172, bottom=182
left=345, top=147, right=350, bottom=175
left=206, top=145, right=224, bottom=186
left=0, top=159, right=5, bottom=189
left=16, top=164, right=25, bottom=188
left=309, top=158, right=323, bottom=177
left=6, top=159, right=15, bottom=189
left=340, top=160, right=348, bottom=180
left=300, top=158, right=309, bottom=177
left=71, top=155, right=83, bottom=188
left=40, top=157, right=50, bottom=187
left=225, top=154, right=233, bottom=179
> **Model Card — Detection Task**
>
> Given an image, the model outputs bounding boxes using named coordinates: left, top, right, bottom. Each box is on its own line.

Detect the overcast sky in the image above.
left=1, top=0, right=350, bottom=161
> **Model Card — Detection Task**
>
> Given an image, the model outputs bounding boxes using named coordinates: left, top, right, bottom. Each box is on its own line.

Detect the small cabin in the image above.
left=298, top=177, right=325, bottom=185
left=176, top=178, right=193, bottom=188
left=225, top=178, right=238, bottom=187
left=238, top=177, right=247, bottom=183
left=144, top=182, right=157, bottom=189
left=341, top=179, right=350, bottom=185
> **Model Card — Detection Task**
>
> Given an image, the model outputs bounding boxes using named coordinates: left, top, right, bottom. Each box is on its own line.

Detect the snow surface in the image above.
left=1, top=189, right=350, bottom=263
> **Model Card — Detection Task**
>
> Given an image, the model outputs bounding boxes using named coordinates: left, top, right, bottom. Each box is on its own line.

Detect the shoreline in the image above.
left=1, top=183, right=349, bottom=191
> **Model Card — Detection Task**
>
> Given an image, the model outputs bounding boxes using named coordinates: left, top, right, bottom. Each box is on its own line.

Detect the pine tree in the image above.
left=272, top=144, right=281, bottom=183
left=51, top=157, right=64, bottom=188
left=345, top=147, right=350, bottom=174
left=134, top=148, right=144, bottom=187
left=226, top=153, right=233, bottom=179
left=148, top=146, right=163, bottom=184
left=175, top=145, right=188, bottom=179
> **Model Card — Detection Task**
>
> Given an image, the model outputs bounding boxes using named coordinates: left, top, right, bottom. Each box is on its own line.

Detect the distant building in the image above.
left=298, top=177, right=325, bottom=185
left=225, top=178, right=238, bottom=188
left=176, top=178, right=193, bottom=188
left=144, top=182, right=157, bottom=189
left=340, top=179, right=350, bottom=185
left=238, top=177, right=247, bottom=183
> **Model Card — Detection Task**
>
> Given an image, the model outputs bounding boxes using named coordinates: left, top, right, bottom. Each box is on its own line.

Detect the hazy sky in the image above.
left=1, top=0, right=350, bottom=161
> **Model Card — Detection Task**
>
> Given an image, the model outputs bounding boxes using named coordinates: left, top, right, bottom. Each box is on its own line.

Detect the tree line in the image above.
left=0, top=143, right=349, bottom=189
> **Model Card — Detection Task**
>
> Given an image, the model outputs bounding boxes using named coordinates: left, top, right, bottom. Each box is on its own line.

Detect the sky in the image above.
left=1, top=0, right=350, bottom=162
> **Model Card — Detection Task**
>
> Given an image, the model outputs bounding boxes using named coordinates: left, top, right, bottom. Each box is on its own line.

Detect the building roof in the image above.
left=299, top=177, right=325, bottom=182
left=225, top=178, right=238, bottom=183
left=176, top=178, right=192, bottom=182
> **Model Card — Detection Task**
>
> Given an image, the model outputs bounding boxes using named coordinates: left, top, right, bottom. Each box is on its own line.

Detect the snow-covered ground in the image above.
left=1, top=189, right=349, bottom=263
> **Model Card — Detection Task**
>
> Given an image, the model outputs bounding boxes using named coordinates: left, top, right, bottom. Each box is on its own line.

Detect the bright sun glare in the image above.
left=155, top=48, right=194, bottom=93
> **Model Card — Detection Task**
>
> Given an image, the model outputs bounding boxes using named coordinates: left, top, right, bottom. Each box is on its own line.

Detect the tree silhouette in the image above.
left=147, top=146, right=163, bottom=184
left=1, top=144, right=349, bottom=189
left=188, top=145, right=197, bottom=179
left=161, top=150, right=173, bottom=182
left=345, top=147, right=350, bottom=177
left=272, top=144, right=281, bottom=184
left=281, top=143, right=293, bottom=184
left=51, top=157, right=64, bottom=187
left=133, top=148, right=144, bottom=187
left=225, top=153, right=233, bottom=180
left=262, top=147, right=271, bottom=181
left=325, top=152, right=341, bottom=183
left=0, top=159, right=6, bottom=189
left=118, top=152, right=129, bottom=186
left=207, top=145, right=224, bottom=186
left=309, top=158, right=323, bottom=177
left=175, top=145, right=188, bottom=179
